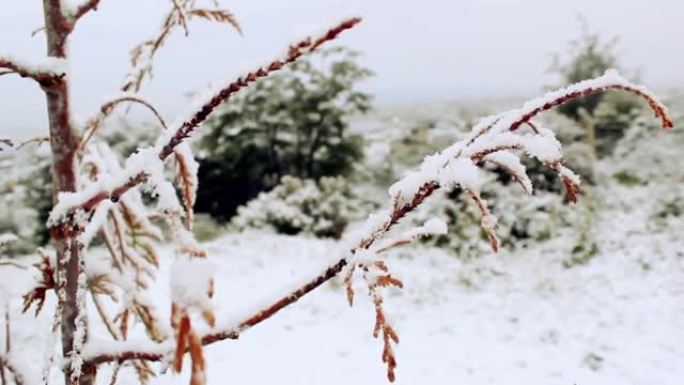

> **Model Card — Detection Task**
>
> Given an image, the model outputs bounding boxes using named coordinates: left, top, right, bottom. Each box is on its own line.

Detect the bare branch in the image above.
left=0, top=136, right=50, bottom=153
left=17, top=136, right=50, bottom=149
left=171, top=0, right=190, bottom=36
left=31, top=26, right=46, bottom=37
left=78, top=94, right=168, bottom=151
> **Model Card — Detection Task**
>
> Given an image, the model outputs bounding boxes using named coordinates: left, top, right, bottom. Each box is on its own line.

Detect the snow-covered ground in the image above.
left=2, top=184, right=683, bottom=385
left=1, top=94, right=682, bottom=385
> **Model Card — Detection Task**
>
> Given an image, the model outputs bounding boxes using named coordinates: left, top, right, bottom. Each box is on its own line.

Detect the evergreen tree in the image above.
left=551, top=23, right=644, bottom=157
left=196, top=47, right=372, bottom=220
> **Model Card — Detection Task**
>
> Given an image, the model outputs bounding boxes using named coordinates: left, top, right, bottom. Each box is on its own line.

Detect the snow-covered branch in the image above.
left=0, top=54, right=66, bottom=86
left=84, top=258, right=348, bottom=366
left=62, top=0, right=101, bottom=25
left=82, top=70, right=672, bottom=381
left=48, top=17, right=362, bottom=227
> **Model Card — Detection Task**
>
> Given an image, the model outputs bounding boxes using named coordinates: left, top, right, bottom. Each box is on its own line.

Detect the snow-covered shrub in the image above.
left=385, top=114, right=597, bottom=260
left=232, top=175, right=362, bottom=238
left=0, top=146, right=52, bottom=255
left=192, top=213, right=228, bottom=241
left=195, top=46, right=371, bottom=221
left=550, top=27, right=651, bottom=158
left=405, top=179, right=581, bottom=261
left=651, top=186, right=684, bottom=232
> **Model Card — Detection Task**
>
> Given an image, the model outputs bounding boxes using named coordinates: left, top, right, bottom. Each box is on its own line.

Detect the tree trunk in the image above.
left=42, top=1, right=94, bottom=384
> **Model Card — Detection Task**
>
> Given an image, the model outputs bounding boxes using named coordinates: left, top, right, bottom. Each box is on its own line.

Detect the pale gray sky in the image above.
left=1, top=0, right=683, bottom=140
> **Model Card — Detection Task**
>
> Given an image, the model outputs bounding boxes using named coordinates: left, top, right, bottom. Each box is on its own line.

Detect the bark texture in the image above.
left=42, top=1, right=94, bottom=384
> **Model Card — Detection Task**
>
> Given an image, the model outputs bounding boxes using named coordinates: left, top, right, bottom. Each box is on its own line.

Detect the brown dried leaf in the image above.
left=189, top=330, right=206, bottom=385
left=118, top=309, right=130, bottom=340
left=562, top=175, right=580, bottom=204
left=173, top=312, right=191, bottom=372
left=343, top=263, right=356, bottom=306
left=201, top=309, right=216, bottom=328
left=133, top=360, right=156, bottom=385
left=174, top=148, right=198, bottom=230
left=376, top=275, right=404, bottom=289
left=21, top=253, right=55, bottom=316
left=188, top=8, right=242, bottom=35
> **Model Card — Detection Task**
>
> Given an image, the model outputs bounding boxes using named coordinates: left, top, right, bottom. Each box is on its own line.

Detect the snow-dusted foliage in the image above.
left=335, top=69, right=671, bottom=381
left=0, top=146, right=52, bottom=255
left=0, top=1, right=675, bottom=384
left=232, top=176, right=363, bottom=238
left=2, top=2, right=362, bottom=384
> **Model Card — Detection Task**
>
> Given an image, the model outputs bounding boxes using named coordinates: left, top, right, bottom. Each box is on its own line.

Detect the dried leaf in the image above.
left=188, top=8, right=242, bottom=35
left=173, top=311, right=190, bottom=372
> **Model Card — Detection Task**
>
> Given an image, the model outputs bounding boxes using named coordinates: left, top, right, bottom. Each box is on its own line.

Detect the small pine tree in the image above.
left=551, top=22, right=645, bottom=157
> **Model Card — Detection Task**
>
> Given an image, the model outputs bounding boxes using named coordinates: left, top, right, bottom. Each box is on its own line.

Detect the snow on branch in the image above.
left=48, top=17, right=362, bottom=227
left=0, top=54, right=67, bottom=86
left=373, top=218, right=448, bottom=254
left=62, top=0, right=101, bottom=24
left=81, top=70, right=671, bottom=383
left=83, top=258, right=349, bottom=367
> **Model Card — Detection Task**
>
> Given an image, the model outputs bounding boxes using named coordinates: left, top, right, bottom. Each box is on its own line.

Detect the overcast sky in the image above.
left=1, top=0, right=682, bottom=140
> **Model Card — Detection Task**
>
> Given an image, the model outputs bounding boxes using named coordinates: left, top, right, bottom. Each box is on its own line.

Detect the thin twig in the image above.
left=78, top=95, right=168, bottom=151
left=51, top=17, right=362, bottom=219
